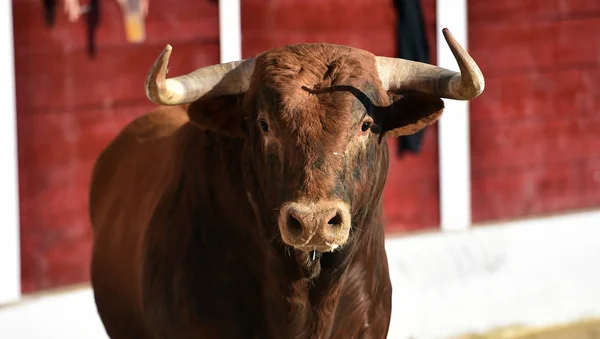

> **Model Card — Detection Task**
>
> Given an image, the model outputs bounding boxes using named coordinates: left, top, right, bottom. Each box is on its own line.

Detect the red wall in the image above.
left=13, top=0, right=222, bottom=292
left=468, top=0, right=600, bottom=223
left=13, top=0, right=600, bottom=294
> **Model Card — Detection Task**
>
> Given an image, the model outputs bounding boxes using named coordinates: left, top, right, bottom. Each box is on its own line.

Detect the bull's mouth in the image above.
left=295, top=236, right=340, bottom=253
left=282, top=224, right=346, bottom=254
left=297, top=244, right=339, bottom=253
left=280, top=229, right=349, bottom=258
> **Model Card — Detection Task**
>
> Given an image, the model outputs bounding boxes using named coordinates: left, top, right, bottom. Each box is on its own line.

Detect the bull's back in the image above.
left=89, top=106, right=189, bottom=339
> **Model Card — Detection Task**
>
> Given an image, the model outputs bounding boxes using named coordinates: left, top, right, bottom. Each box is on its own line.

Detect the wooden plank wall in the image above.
left=468, top=0, right=600, bottom=222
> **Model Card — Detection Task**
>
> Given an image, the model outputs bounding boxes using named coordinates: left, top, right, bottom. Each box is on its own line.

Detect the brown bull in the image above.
left=89, top=28, right=484, bottom=339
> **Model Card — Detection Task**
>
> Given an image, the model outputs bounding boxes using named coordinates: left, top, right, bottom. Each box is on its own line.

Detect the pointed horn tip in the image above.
left=158, top=44, right=173, bottom=68
left=441, top=28, right=457, bottom=44
left=146, top=44, right=173, bottom=83
left=145, top=44, right=174, bottom=104
left=163, top=44, right=173, bottom=55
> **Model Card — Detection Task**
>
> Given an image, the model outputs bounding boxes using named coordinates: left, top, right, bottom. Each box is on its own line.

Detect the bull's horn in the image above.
left=145, top=44, right=256, bottom=106
left=376, top=28, right=484, bottom=100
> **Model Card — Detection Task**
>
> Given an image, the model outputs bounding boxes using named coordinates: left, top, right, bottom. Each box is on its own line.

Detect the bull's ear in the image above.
left=186, top=94, right=246, bottom=138
left=377, top=92, right=444, bottom=137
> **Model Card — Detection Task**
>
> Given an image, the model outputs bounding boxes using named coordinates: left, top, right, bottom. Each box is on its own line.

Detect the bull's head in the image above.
left=144, top=29, right=484, bottom=256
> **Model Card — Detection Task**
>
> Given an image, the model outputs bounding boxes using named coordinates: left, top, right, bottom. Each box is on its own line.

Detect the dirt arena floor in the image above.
left=455, top=318, right=600, bottom=339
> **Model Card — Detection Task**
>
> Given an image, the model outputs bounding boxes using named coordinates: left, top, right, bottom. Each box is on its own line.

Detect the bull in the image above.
left=88, top=28, right=484, bottom=339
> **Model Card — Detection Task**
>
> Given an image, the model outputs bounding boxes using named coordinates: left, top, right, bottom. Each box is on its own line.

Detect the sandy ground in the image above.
left=455, top=318, right=600, bottom=339
left=1, top=284, right=599, bottom=339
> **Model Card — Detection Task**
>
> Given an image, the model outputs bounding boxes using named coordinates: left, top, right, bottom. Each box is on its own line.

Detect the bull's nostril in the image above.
left=286, top=214, right=303, bottom=235
left=328, top=212, right=343, bottom=227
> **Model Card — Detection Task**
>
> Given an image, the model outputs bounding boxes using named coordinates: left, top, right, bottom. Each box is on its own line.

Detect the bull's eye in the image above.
left=259, top=120, right=269, bottom=132
left=361, top=121, right=372, bottom=132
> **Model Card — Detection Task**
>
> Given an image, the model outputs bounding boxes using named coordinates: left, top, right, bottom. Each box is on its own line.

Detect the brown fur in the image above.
left=89, top=43, right=445, bottom=339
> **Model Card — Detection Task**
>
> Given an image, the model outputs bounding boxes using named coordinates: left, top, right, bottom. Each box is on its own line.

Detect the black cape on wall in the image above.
left=42, top=0, right=100, bottom=58
left=394, top=0, right=430, bottom=155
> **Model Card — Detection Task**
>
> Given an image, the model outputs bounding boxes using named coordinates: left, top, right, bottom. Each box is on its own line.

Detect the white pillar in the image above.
left=0, top=0, right=22, bottom=304
left=218, top=0, right=242, bottom=63
left=436, top=0, right=471, bottom=231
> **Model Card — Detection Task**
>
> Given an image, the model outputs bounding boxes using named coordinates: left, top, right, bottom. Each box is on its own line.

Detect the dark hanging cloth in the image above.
left=87, top=0, right=101, bottom=58
left=41, top=0, right=101, bottom=58
left=42, top=0, right=57, bottom=27
left=393, top=0, right=430, bottom=155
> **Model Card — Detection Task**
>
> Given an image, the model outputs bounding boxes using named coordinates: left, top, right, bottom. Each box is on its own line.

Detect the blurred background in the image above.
left=0, top=0, right=599, bottom=338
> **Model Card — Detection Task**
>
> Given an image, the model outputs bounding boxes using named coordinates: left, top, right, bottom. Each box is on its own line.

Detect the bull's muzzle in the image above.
left=278, top=200, right=351, bottom=252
